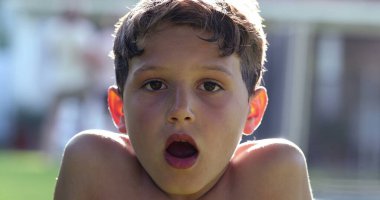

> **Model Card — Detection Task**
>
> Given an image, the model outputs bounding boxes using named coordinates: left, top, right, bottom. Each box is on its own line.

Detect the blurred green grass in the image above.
left=0, top=151, right=60, bottom=200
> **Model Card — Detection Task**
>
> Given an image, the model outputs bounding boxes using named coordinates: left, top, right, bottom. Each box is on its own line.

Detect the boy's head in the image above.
left=107, top=0, right=268, bottom=198
left=112, top=0, right=267, bottom=97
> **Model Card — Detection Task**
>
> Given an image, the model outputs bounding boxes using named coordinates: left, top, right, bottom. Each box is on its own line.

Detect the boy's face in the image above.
left=121, top=24, right=252, bottom=197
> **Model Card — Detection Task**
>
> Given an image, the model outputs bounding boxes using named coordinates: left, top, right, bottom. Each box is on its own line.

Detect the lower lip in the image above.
left=164, top=152, right=198, bottom=169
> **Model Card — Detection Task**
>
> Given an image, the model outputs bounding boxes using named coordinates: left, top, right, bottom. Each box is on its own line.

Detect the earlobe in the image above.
left=243, top=87, right=268, bottom=135
left=108, top=86, right=127, bottom=133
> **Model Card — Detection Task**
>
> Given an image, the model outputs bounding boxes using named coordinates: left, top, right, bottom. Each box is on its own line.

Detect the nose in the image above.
left=167, top=87, right=195, bottom=124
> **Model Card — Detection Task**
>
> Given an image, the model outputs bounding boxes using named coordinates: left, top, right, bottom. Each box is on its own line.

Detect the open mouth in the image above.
left=164, top=134, right=199, bottom=169
left=166, top=141, right=198, bottom=158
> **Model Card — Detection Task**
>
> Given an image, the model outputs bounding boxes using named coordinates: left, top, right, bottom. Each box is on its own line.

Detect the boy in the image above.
left=54, top=0, right=313, bottom=199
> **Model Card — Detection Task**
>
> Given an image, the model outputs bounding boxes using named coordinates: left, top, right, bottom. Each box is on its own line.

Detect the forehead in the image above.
left=139, top=24, right=216, bottom=55
left=131, top=24, right=240, bottom=72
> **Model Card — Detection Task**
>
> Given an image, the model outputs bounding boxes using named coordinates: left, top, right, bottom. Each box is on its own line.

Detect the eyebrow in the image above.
left=132, top=65, right=164, bottom=76
left=132, top=64, right=233, bottom=76
left=201, top=65, right=233, bottom=77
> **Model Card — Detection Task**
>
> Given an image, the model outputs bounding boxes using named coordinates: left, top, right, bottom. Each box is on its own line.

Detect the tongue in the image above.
left=167, top=142, right=197, bottom=158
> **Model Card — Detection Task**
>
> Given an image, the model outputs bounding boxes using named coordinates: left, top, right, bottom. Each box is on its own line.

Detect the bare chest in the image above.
left=89, top=159, right=257, bottom=200
left=90, top=173, right=239, bottom=200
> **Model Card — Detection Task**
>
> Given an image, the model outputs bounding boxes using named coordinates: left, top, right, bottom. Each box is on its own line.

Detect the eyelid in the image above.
left=198, top=79, right=224, bottom=92
left=142, top=79, right=168, bottom=91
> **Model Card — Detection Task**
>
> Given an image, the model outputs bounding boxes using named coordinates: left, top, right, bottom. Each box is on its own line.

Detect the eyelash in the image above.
left=141, top=79, right=224, bottom=92
left=142, top=80, right=167, bottom=91
left=198, top=81, right=223, bottom=92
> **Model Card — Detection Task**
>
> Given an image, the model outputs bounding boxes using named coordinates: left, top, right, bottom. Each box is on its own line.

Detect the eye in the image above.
left=143, top=80, right=167, bottom=91
left=199, top=81, right=223, bottom=92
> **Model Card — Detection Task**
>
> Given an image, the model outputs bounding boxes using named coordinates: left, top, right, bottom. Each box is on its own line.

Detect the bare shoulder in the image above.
left=62, top=130, right=134, bottom=160
left=54, top=130, right=142, bottom=200
left=230, top=138, right=313, bottom=200
left=234, top=138, right=307, bottom=168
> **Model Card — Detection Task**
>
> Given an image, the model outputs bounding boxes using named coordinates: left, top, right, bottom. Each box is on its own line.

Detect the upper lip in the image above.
left=165, top=133, right=198, bottom=151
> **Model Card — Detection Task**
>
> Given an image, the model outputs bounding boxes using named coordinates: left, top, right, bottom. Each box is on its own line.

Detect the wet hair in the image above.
left=112, top=0, right=267, bottom=96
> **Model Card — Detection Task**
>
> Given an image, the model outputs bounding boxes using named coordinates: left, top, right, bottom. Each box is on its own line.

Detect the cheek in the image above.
left=124, top=94, right=166, bottom=132
left=198, top=95, right=248, bottom=155
left=124, top=95, right=166, bottom=158
left=200, top=94, right=248, bottom=131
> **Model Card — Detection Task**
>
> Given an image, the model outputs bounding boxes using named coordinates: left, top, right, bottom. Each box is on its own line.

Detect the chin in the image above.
left=157, top=176, right=206, bottom=197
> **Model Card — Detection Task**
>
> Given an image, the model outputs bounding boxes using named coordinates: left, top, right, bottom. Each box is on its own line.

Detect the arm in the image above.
left=233, top=139, right=313, bottom=200
left=54, top=133, right=94, bottom=200
left=265, top=139, right=313, bottom=200
left=54, top=131, right=133, bottom=200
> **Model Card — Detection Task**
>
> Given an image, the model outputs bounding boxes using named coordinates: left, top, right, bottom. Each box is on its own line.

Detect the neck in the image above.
left=166, top=165, right=230, bottom=200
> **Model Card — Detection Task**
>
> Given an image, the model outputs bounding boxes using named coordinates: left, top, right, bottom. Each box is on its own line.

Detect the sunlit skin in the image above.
left=54, top=24, right=313, bottom=200
left=122, top=24, right=253, bottom=199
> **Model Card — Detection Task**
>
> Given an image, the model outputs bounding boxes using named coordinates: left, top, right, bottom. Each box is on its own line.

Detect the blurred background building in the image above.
left=0, top=0, right=379, bottom=199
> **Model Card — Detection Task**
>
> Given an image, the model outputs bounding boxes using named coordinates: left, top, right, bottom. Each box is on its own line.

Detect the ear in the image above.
left=243, top=87, right=268, bottom=135
left=108, top=86, right=127, bottom=133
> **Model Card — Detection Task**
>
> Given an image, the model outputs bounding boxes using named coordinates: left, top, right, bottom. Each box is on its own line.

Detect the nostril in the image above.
left=167, top=107, right=195, bottom=123
left=168, top=116, right=192, bottom=123
left=171, top=117, right=178, bottom=121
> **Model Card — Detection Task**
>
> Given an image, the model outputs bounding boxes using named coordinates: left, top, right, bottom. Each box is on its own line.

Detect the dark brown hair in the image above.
left=112, top=0, right=267, bottom=96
